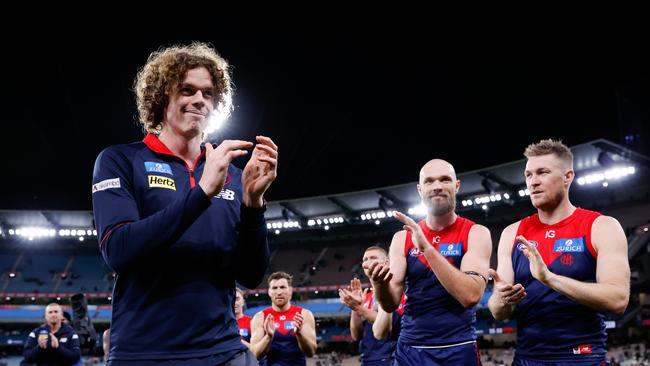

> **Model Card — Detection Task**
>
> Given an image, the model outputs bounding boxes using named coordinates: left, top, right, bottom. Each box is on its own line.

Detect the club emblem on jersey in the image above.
left=553, top=238, right=585, bottom=253
left=560, top=253, right=574, bottom=266
left=433, top=236, right=441, bottom=244
left=279, top=315, right=286, bottom=320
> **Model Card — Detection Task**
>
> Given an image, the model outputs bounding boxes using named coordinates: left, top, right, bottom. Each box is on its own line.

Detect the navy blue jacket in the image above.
left=23, top=323, right=81, bottom=366
left=92, top=134, right=270, bottom=362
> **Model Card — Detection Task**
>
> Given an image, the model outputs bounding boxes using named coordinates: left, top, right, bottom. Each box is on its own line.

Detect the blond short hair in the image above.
left=524, top=139, right=573, bottom=169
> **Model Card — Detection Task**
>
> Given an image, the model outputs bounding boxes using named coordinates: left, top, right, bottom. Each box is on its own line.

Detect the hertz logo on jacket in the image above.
left=148, top=175, right=176, bottom=190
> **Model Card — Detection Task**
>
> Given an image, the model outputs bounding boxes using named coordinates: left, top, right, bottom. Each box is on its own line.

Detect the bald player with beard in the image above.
left=367, top=159, right=492, bottom=366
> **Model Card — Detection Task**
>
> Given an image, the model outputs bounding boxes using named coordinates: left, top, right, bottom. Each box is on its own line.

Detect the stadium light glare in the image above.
left=408, top=204, right=427, bottom=216
left=375, top=220, right=380, bottom=225
left=324, top=225, right=330, bottom=231
left=79, top=237, right=84, bottom=242
left=204, top=94, right=232, bottom=134
left=577, top=166, right=636, bottom=186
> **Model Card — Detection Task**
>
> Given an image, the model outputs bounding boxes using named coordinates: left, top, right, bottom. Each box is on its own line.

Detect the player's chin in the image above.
left=530, top=196, right=546, bottom=208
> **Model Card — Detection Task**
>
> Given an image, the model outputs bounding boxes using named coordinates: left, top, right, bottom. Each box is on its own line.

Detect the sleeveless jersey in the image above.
left=259, top=305, right=306, bottom=366
left=512, top=208, right=606, bottom=361
left=400, top=216, right=476, bottom=346
left=360, top=291, right=406, bottom=363
left=237, top=315, right=252, bottom=343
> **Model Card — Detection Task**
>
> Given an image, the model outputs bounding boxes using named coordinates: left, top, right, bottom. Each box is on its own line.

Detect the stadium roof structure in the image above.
left=0, top=138, right=648, bottom=242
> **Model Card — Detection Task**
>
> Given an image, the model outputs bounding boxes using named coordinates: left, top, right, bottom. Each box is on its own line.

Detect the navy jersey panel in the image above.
left=93, top=135, right=267, bottom=361
left=359, top=292, right=396, bottom=363
left=360, top=319, right=395, bottom=363
left=394, top=341, right=481, bottom=366
left=400, top=217, right=476, bottom=346
left=512, top=208, right=607, bottom=361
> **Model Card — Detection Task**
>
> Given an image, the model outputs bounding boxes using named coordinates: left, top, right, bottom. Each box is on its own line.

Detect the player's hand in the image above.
left=293, top=313, right=304, bottom=333
left=49, top=333, right=59, bottom=349
left=242, top=136, right=278, bottom=207
left=338, top=288, right=365, bottom=311
left=263, top=314, right=276, bottom=339
left=488, top=269, right=526, bottom=306
left=518, top=235, right=554, bottom=285
left=394, top=211, right=430, bottom=252
left=364, top=260, right=393, bottom=286
left=199, top=140, right=253, bottom=197
left=37, top=335, right=48, bottom=349
left=350, top=278, right=362, bottom=295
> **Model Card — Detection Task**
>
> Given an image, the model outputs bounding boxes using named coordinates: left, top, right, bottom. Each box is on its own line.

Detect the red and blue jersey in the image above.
left=359, top=291, right=406, bottom=364
left=512, top=208, right=607, bottom=361
left=238, top=315, right=252, bottom=343
left=92, top=134, right=269, bottom=362
left=259, top=305, right=306, bottom=366
left=400, top=217, right=476, bottom=346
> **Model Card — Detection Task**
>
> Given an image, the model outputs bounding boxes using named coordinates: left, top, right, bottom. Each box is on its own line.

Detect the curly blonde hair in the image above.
left=134, top=42, right=233, bottom=134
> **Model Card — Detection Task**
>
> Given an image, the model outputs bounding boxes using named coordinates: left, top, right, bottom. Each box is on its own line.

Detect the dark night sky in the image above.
left=1, top=4, right=648, bottom=210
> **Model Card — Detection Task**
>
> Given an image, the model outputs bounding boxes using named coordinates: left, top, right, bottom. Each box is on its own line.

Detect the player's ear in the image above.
left=564, top=169, right=574, bottom=187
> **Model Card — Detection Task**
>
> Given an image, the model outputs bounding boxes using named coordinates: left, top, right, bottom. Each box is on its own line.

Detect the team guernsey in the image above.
left=92, top=134, right=270, bottom=363
left=397, top=216, right=481, bottom=366
left=512, top=208, right=606, bottom=363
left=260, top=305, right=306, bottom=366
left=359, top=291, right=406, bottom=365
left=238, top=315, right=252, bottom=343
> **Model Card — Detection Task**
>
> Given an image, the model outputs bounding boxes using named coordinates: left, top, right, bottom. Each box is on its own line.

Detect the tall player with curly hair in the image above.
left=92, top=42, right=278, bottom=365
